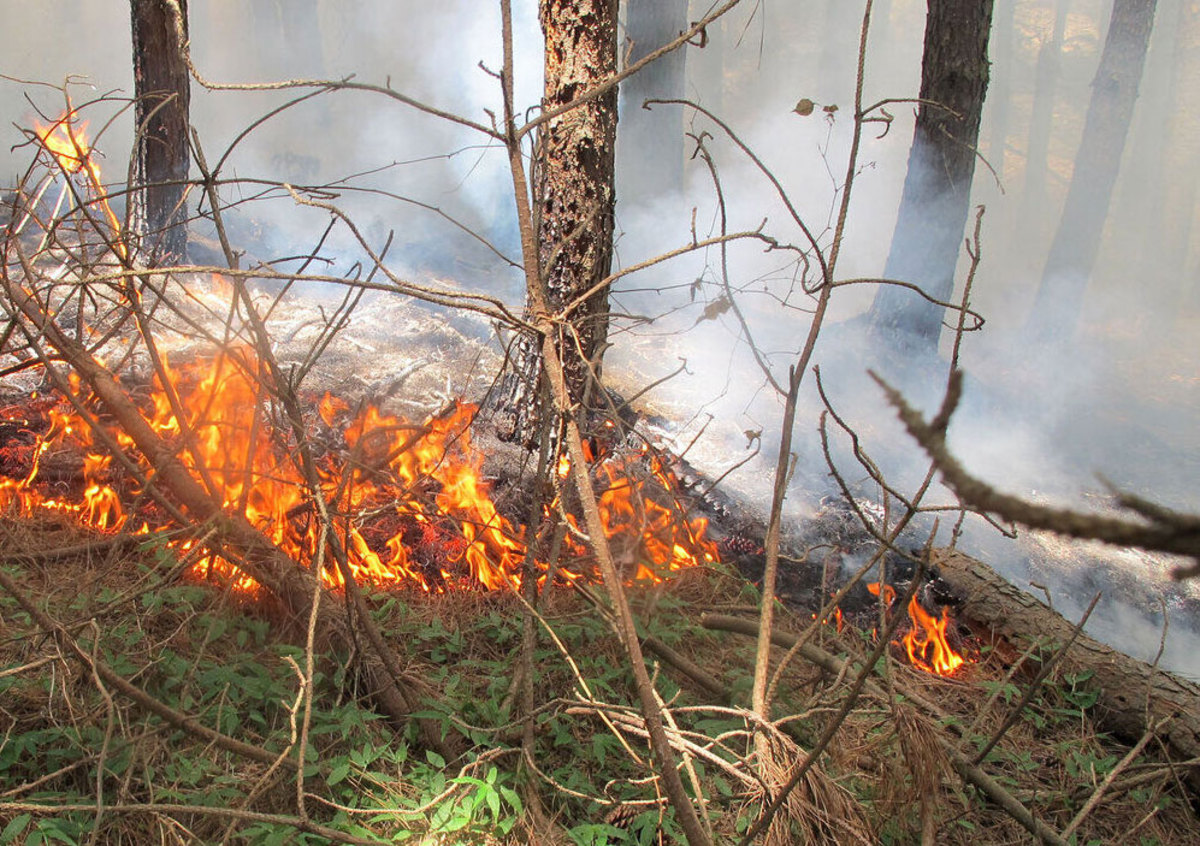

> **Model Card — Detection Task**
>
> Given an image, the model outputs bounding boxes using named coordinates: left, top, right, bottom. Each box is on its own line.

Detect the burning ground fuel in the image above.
left=0, top=343, right=975, bottom=680
left=2, top=106, right=974, bottom=678
left=0, top=347, right=720, bottom=595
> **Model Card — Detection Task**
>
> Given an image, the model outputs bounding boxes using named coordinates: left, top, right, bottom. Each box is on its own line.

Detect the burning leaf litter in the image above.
left=0, top=346, right=722, bottom=594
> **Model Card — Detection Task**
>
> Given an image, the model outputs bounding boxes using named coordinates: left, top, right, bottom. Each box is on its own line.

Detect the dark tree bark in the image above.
left=619, top=0, right=688, bottom=202
left=495, top=0, right=620, bottom=445
left=867, top=0, right=994, bottom=356
left=129, top=0, right=191, bottom=265
left=1027, top=0, right=1158, bottom=340
left=1016, top=0, right=1071, bottom=255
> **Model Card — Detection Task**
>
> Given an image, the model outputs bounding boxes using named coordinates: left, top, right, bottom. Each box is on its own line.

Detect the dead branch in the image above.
left=0, top=801, right=385, bottom=846
left=874, top=369, right=1200, bottom=575
left=933, top=547, right=1200, bottom=795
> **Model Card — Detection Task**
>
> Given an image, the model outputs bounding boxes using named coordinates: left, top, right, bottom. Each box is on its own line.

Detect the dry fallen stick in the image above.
left=0, top=801, right=384, bottom=846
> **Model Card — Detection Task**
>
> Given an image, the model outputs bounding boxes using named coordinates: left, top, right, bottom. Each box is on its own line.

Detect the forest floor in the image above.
left=1, top=506, right=1198, bottom=845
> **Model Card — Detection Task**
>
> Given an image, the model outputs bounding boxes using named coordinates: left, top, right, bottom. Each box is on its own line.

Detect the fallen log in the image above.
left=932, top=547, right=1200, bottom=791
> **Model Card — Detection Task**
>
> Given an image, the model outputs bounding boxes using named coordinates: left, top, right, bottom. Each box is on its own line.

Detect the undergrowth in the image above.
left=0, top=521, right=1195, bottom=844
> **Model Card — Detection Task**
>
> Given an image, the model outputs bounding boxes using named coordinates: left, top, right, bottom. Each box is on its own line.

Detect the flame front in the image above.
left=867, top=582, right=966, bottom=676
left=0, top=345, right=718, bottom=594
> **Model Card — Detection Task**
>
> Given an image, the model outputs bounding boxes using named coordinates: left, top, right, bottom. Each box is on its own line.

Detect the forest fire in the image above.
left=867, top=581, right=967, bottom=676
left=33, top=111, right=124, bottom=251
left=0, top=348, right=718, bottom=594
left=1, top=109, right=722, bottom=596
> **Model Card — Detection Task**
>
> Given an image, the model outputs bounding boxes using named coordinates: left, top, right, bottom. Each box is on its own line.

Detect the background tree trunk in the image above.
left=495, top=0, right=620, bottom=445
left=1161, top=0, right=1200, bottom=310
left=618, top=0, right=688, bottom=203
left=129, top=0, right=191, bottom=266
left=1027, top=0, right=1158, bottom=340
left=867, top=0, right=994, bottom=357
left=986, top=0, right=1015, bottom=179
left=1016, top=0, right=1072, bottom=261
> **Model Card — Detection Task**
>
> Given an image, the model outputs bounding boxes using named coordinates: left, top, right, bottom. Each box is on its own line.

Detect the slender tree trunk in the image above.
left=495, top=0, right=620, bottom=445
left=1162, top=0, right=1200, bottom=309
left=129, top=0, right=191, bottom=265
left=619, top=0, right=688, bottom=202
left=986, top=0, right=1015, bottom=177
left=867, top=0, right=994, bottom=356
left=1016, top=0, right=1071, bottom=256
left=1027, top=0, right=1158, bottom=340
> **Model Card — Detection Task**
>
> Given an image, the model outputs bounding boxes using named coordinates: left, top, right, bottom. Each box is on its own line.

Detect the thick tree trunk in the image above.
left=933, top=547, right=1200, bottom=793
left=1027, top=0, right=1158, bottom=340
left=495, top=0, right=619, bottom=445
left=867, top=0, right=994, bottom=357
left=129, top=0, right=191, bottom=265
left=618, top=0, right=688, bottom=202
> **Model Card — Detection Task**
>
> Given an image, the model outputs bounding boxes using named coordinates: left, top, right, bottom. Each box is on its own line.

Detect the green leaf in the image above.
left=0, top=813, right=30, bottom=843
left=425, top=750, right=445, bottom=768
left=327, top=760, right=351, bottom=786
left=499, top=786, right=523, bottom=815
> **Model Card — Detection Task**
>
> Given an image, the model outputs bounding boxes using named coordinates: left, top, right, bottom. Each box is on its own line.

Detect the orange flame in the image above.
left=867, top=582, right=966, bottom=676
left=0, top=342, right=718, bottom=595
left=34, top=110, right=125, bottom=257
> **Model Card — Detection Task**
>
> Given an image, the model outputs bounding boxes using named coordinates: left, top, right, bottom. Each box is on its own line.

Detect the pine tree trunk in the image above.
left=495, top=0, right=619, bottom=445
left=618, top=0, right=687, bottom=202
left=1027, top=0, right=1158, bottom=340
left=129, top=0, right=191, bottom=266
left=867, top=0, right=994, bottom=356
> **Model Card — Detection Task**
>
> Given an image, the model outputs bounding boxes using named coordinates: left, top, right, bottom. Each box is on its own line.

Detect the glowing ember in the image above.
left=0, top=346, right=718, bottom=595
left=867, top=582, right=967, bottom=676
